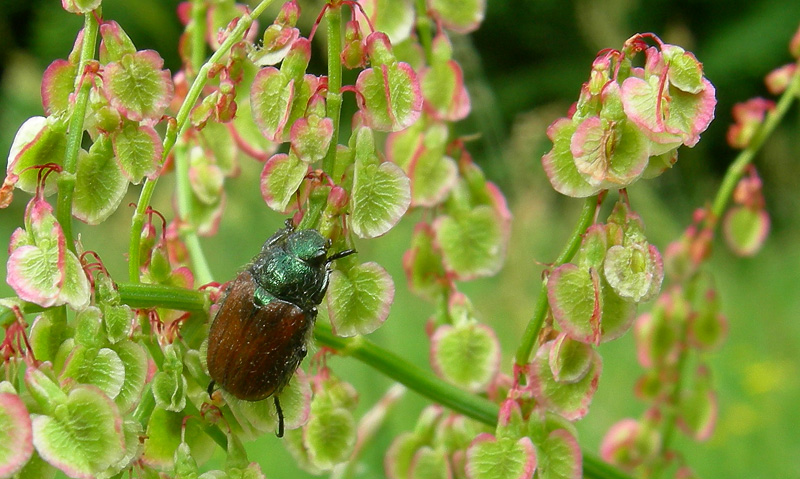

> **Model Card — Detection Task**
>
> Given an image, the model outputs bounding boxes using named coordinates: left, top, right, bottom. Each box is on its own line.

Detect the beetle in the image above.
left=206, top=221, right=354, bottom=437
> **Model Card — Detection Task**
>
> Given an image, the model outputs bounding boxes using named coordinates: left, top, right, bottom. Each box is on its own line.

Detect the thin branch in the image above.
left=514, top=195, right=600, bottom=366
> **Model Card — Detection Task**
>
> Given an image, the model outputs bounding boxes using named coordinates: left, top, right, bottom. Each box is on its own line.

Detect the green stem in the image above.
left=314, top=323, right=631, bottom=479
left=648, top=286, right=695, bottom=479
left=173, top=0, right=214, bottom=285
left=322, top=2, right=343, bottom=175
left=514, top=195, right=599, bottom=366
left=173, top=139, right=192, bottom=226
left=132, top=384, right=155, bottom=426
left=184, top=398, right=228, bottom=450
left=297, top=188, right=327, bottom=230
left=116, top=282, right=209, bottom=312
left=56, top=12, right=99, bottom=253
left=414, top=0, right=434, bottom=61
left=583, top=452, right=635, bottom=479
left=127, top=164, right=163, bottom=283
left=710, top=60, right=800, bottom=221
left=173, top=140, right=214, bottom=285
left=315, top=323, right=498, bottom=425
left=0, top=306, right=15, bottom=328
left=657, top=341, right=690, bottom=475
left=123, top=281, right=225, bottom=449
left=184, top=235, right=214, bottom=285
left=113, top=282, right=631, bottom=479
left=128, top=0, right=277, bottom=283
left=189, top=0, right=208, bottom=76
left=0, top=302, right=48, bottom=327
left=652, top=64, right=800, bottom=472
left=131, top=376, right=227, bottom=451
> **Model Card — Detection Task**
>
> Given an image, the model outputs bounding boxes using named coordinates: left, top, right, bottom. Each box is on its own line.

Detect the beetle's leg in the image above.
left=274, top=396, right=285, bottom=438
left=207, top=380, right=216, bottom=399
left=311, top=271, right=329, bottom=305
left=261, top=221, right=294, bottom=252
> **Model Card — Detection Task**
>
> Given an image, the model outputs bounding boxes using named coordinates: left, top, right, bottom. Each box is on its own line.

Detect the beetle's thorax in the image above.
left=250, top=236, right=330, bottom=311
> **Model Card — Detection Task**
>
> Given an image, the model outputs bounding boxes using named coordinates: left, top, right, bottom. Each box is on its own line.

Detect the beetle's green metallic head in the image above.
left=285, top=229, right=328, bottom=265
left=249, top=227, right=335, bottom=310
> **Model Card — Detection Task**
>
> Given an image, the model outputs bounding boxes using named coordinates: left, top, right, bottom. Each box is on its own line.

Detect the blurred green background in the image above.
left=1, top=0, right=800, bottom=477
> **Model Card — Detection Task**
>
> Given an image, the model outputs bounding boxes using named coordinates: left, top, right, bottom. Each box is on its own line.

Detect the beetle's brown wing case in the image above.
left=207, top=270, right=313, bottom=401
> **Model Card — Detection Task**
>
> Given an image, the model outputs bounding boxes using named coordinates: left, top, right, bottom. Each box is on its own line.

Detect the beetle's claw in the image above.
left=274, top=396, right=285, bottom=438
left=207, top=380, right=216, bottom=399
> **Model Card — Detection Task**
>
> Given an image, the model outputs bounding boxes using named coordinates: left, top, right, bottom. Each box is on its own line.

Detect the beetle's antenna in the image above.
left=274, top=397, right=285, bottom=437
left=326, top=249, right=356, bottom=264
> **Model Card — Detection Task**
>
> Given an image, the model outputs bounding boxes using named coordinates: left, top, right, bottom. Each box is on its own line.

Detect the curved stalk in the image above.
left=655, top=62, right=800, bottom=469
left=322, top=2, right=343, bottom=174
left=514, top=195, right=599, bottom=366
left=116, top=282, right=210, bottom=312
left=115, top=282, right=633, bottom=479
left=315, top=324, right=498, bottom=424
left=128, top=0, right=277, bottom=282
left=710, top=60, right=800, bottom=221
left=172, top=0, right=214, bottom=286
left=56, top=12, right=100, bottom=252
left=414, top=0, right=434, bottom=61
left=315, top=323, right=630, bottom=479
